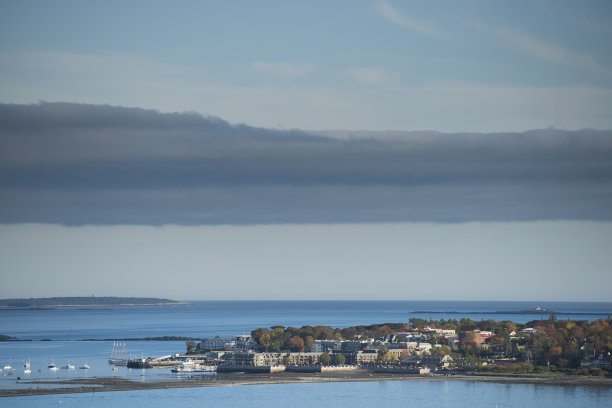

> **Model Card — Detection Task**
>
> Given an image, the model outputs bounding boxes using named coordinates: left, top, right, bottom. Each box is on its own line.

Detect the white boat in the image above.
left=80, top=363, right=90, bottom=369
left=3, top=365, right=12, bottom=370
left=24, top=368, right=31, bottom=374
left=171, top=359, right=216, bottom=373
left=48, top=362, right=56, bottom=369
left=62, top=364, right=75, bottom=370
left=24, top=359, right=31, bottom=369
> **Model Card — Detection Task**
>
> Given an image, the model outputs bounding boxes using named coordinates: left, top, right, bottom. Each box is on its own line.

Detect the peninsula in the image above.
left=0, top=297, right=185, bottom=309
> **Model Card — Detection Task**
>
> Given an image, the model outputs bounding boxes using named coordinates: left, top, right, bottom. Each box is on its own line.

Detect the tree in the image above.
left=333, top=354, right=346, bottom=365
left=304, top=336, right=314, bottom=351
left=259, top=332, right=272, bottom=352
left=376, top=346, right=388, bottom=364
left=289, top=336, right=305, bottom=352
left=186, top=340, right=196, bottom=354
left=319, top=353, right=331, bottom=365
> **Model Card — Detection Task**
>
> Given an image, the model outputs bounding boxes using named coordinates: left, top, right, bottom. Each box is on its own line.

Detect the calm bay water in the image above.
left=1, top=300, right=611, bottom=405
left=2, top=300, right=611, bottom=341
left=4, top=379, right=612, bottom=407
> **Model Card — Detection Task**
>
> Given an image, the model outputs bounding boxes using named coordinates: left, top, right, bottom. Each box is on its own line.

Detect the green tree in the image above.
left=186, top=340, right=196, bottom=354
left=333, top=354, right=346, bottom=365
left=259, top=332, right=272, bottom=352
left=319, top=353, right=331, bottom=365
left=376, top=346, right=388, bottom=364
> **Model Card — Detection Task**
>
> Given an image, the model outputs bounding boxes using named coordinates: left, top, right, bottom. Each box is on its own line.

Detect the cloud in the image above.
left=250, top=61, right=317, bottom=78
left=496, top=27, right=612, bottom=77
left=376, top=0, right=446, bottom=39
left=1, top=102, right=611, bottom=225
left=347, top=67, right=396, bottom=84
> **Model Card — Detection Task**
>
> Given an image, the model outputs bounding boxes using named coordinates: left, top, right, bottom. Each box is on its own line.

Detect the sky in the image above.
left=0, top=1, right=611, bottom=301
left=1, top=0, right=611, bottom=131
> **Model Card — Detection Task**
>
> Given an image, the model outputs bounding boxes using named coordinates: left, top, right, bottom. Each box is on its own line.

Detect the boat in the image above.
left=109, top=342, right=128, bottom=366
left=62, top=364, right=75, bottom=370
left=171, top=359, right=216, bottom=373
left=48, top=362, right=56, bottom=369
left=3, top=364, right=12, bottom=370
left=24, top=359, right=31, bottom=369
left=112, top=366, right=120, bottom=371
left=80, top=363, right=90, bottom=369
left=24, top=367, right=31, bottom=374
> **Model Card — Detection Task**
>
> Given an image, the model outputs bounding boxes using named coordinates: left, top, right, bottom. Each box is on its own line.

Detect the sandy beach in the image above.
left=2, top=370, right=612, bottom=397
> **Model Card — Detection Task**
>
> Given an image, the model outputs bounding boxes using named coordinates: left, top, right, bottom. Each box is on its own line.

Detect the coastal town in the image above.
left=132, top=317, right=611, bottom=377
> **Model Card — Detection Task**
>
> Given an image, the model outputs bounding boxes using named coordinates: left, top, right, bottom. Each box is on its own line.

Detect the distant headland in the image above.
left=0, top=296, right=186, bottom=309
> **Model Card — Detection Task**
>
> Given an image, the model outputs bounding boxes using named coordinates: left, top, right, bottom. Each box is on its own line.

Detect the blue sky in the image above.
left=1, top=0, right=611, bottom=131
left=0, top=1, right=611, bottom=301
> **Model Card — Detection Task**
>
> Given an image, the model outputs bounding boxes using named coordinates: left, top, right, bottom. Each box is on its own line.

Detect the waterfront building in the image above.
left=401, top=354, right=454, bottom=368
left=311, top=340, right=342, bottom=353
left=355, top=350, right=378, bottom=363
left=340, top=341, right=364, bottom=352
left=231, top=352, right=324, bottom=367
left=199, top=335, right=257, bottom=351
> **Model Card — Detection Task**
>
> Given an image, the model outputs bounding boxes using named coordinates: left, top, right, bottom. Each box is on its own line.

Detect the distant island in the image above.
left=0, top=296, right=185, bottom=308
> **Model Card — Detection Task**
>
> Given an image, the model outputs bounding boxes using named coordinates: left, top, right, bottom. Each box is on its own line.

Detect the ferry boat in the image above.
left=170, top=359, right=216, bottom=373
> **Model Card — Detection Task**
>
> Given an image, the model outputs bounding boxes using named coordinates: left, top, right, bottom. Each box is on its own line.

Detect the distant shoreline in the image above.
left=0, top=303, right=189, bottom=309
left=0, top=297, right=187, bottom=309
left=2, top=371, right=612, bottom=397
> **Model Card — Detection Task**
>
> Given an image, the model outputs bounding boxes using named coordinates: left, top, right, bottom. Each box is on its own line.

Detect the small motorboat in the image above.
left=80, top=363, right=90, bottom=369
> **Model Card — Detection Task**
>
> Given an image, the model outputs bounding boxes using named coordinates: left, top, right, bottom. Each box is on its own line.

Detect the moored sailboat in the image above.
left=109, top=342, right=128, bottom=366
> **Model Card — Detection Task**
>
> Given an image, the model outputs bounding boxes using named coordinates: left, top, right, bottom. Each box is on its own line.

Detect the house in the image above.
left=581, top=352, right=611, bottom=370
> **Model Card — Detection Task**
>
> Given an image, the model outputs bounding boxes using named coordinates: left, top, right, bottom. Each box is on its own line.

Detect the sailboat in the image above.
left=109, top=342, right=128, bottom=366
left=48, top=358, right=58, bottom=370
left=24, top=359, right=31, bottom=374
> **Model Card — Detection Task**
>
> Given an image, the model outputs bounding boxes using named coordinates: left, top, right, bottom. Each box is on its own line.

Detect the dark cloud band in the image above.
left=1, top=102, right=611, bottom=224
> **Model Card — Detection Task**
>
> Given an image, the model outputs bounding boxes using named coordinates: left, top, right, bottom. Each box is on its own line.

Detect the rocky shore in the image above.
left=2, top=370, right=612, bottom=397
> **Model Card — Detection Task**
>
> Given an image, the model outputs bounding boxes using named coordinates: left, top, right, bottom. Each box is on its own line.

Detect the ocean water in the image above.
left=4, top=379, right=612, bottom=407
left=2, top=300, right=611, bottom=341
left=1, top=300, right=611, bottom=405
